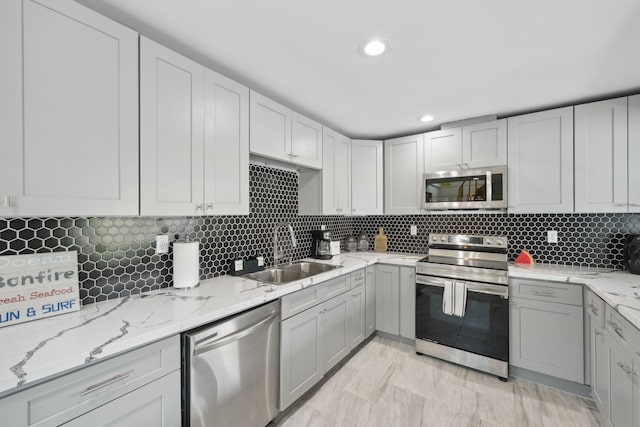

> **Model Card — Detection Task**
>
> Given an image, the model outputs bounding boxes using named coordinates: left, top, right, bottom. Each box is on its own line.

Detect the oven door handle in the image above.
left=416, top=275, right=508, bottom=298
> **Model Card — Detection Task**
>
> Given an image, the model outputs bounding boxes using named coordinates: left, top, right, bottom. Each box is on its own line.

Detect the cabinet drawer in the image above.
left=350, top=269, right=365, bottom=288
left=281, top=284, right=326, bottom=320
left=584, top=289, right=605, bottom=327
left=0, top=336, right=179, bottom=427
left=324, top=276, right=350, bottom=300
left=605, top=305, right=640, bottom=352
left=510, top=278, right=582, bottom=306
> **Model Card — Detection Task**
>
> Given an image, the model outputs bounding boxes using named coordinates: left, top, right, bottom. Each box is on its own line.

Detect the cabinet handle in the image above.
left=613, top=203, right=627, bottom=207
left=595, top=330, right=603, bottom=336
left=588, top=303, right=598, bottom=315
left=607, top=320, right=624, bottom=340
left=80, top=372, right=131, bottom=396
left=530, top=289, right=556, bottom=297
left=206, top=203, right=214, bottom=210
left=617, top=361, right=637, bottom=376
left=195, top=204, right=203, bottom=210
left=2, top=195, right=11, bottom=207
left=630, top=204, right=640, bottom=207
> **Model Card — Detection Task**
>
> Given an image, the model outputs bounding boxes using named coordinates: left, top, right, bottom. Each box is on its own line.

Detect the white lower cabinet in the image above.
left=364, top=267, right=376, bottom=338
left=587, top=290, right=609, bottom=415
left=509, top=279, right=584, bottom=383
left=63, top=370, right=181, bottom=427
left=604, top=331, right=634, bottom=427
left=280, top=269, right=367, bottom=411
left=375, top=265, right=415, bottom=339
left=0, top=336, right=180, bottom=427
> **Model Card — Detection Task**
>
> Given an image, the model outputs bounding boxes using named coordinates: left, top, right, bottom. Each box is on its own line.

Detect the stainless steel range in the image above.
left=415, top=234, right=509, bottom=379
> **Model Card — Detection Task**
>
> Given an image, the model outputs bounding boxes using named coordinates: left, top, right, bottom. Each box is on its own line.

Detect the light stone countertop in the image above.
left=509, top=264, right=640, bottom=330
left=0, top=252, right=424, bottom=396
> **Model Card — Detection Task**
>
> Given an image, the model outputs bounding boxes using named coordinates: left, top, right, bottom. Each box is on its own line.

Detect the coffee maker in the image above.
left=311, top=229, right=332, bottom=259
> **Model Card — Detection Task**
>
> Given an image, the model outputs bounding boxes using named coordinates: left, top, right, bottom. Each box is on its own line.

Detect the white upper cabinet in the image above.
left=250, top=91, right=322, bottom=169
left=423, top=120, right=506, bottom=173
left=462, top=119, right=507, bottom=168
left=575, top=97, right=628, bottom=213
left=0, top=0, right=139, bottom=217
left=384, top=134, right=424, bottom=214
left=203, top=69, right=250, bottom=215
left=627, top=95, right=640, bottom=212
left=351, top=140, right=383, bottom=215
left=423, top=128, right=462, bottom=173
left=507, top=107, right=574, bottom=213
left=140, top=37, right=249, bottom=216
left=322, top=127, right=351, bottom=215
left=291, top=112, right=323, bottom=169
left=140, top=38, right=204, bottom=216
left=249, top=91, right=292, bottom=163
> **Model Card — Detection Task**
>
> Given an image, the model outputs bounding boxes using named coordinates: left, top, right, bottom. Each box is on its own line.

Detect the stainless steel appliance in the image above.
left=624, top=234, right=640, bottom=274
left=415, top=234, right=509, bottom=379
left=183, top=300, right=280, bottom=427
left=311, top=229, right=332, bottom=259
left=423, top=165, right=507, bottom=210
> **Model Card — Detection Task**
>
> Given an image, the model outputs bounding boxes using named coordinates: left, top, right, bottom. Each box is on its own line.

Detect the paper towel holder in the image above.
left=173, top=238, right=200, bottom=289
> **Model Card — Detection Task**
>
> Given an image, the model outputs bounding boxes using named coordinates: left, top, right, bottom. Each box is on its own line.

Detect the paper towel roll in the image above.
left=173, top=241, right=200, bottom=289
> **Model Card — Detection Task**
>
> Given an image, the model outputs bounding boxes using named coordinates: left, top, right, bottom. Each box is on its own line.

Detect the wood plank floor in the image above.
left=275, top=336, right=603, bottom=427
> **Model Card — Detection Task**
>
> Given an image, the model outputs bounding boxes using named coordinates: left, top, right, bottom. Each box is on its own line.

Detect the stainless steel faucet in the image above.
left=274, top=221, right=297, bottom=268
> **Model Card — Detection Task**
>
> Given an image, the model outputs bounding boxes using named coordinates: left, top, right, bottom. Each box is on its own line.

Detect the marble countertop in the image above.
left=509, top=264, right=640, bottom=330
left=0, top=252, right=423, bottom=396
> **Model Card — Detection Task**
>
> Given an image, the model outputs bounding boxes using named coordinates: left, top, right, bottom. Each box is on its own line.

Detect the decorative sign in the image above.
left=0, top=251, right=80, bottom=328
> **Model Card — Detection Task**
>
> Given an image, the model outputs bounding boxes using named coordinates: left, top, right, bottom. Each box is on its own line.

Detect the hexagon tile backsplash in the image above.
left=1, top=164, right=639, bottom=305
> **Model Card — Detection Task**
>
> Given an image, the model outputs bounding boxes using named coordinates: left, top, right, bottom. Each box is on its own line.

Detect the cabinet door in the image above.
left=62, top=370, right=181, bottom=427
left=628, top=95, right=640, bottom=213
left=291, top=112, right=323, bottom=169
left=591, top=321, right=609, bottom=416
left=510, top=297, right=584, bottom=382
left=605, top=331, right=634, bottom=427
left=462, top=119, right=507, bottom=168
left=249, top=90, right=291, bottom=162
left=375, top=265, right=400, bottom=335
left=365, top=267, right=376, bottom=338
left=347, top=283, right=366, bottom=352
left=399, top=267, right=416, bottom=340
left=140, top=37, right=204, bottom=216
left=322, top=127, right=351, bottom=215
left=507, top=107, right=574, bottom=213
left=575, top=98, right=628, bottom=213
left=322, top=292, right=350, bottom=373
left=0, top=0, right=138, bottom=217
left=280, top=305, right=324, bottom=410
left=384, top=134, right=424, bottom=214
left=424, top=128, right=463, bottom=173
left=203, top=69, right=249, bottom=215
left=351, top=140, right=383, bottom=215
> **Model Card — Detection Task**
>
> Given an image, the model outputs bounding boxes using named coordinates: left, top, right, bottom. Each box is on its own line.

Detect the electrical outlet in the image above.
left=547, top=230, right=558, bottom=244
left=410, top=225, right=417, bottom=236
left=156, top=235, right=169, bottom=254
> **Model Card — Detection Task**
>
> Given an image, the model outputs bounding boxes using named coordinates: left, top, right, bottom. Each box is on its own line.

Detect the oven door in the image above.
left=415, top=274, right=509, bottom=362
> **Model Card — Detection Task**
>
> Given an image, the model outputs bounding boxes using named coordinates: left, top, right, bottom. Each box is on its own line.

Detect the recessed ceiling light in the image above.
left=360, top=38, right=389, bottom=57
left=419, top=114, right=435, bottom=122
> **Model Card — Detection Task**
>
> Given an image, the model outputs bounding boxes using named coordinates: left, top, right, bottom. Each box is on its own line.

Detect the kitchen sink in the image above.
left=244, top=261, right=340, bottom=284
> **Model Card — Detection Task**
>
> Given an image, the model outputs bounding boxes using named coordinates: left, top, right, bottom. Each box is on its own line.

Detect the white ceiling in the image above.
left=76, top=0, right=640, bottom=139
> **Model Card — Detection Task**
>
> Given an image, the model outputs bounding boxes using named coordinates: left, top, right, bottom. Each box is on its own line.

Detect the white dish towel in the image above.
left=442, top=280, right=454, bottom=315
left=453, top=281, right=468, bottom=317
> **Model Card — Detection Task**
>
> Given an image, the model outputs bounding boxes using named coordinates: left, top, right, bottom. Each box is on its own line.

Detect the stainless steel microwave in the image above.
left=423, top=165, right=508, bottom=210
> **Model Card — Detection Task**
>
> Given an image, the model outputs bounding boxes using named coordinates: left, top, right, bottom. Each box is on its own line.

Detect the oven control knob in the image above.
left=486, top=238, right=493, bottom=245
left=440, top=236, right=447, bottom=242
left=432, top=236, right=438, bottom=241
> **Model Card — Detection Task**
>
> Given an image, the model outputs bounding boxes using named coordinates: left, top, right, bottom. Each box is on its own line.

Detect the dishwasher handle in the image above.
left=193, top=310, right=279, bottom=356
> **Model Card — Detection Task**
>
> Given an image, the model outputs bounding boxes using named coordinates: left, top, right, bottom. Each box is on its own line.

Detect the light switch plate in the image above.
left=156, top=235, right=169, bottom=254
left=547, top=230, right=558, bottom=244
left=410, top=225, right=417, bottom=236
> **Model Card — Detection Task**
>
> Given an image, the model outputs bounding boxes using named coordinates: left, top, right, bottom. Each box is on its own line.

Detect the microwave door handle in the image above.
left=486, top=171, right=492, bottom=203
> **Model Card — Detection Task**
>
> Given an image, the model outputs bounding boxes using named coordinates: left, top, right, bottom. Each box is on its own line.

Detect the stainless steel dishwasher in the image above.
left=183, top=300, right=280, bottom=427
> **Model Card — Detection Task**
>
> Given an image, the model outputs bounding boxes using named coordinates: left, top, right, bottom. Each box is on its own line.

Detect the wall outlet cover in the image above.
left=547, top=230, right=558, bottom=244
left=410, top=225, right=417, bottom=236
left=156, top=235, right=169, bottom=253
